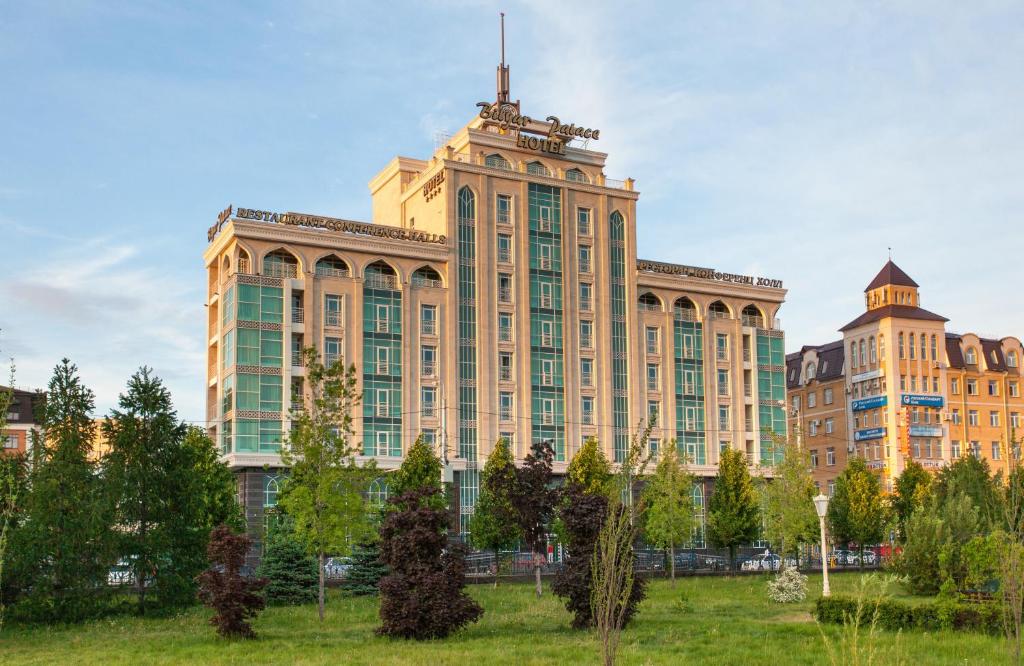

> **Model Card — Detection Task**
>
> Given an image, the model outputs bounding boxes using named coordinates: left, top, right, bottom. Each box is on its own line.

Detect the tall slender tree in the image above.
left=14, top=359, right=112, bottom=622
left=512, top=439, right=556, bottom=597
left=567, top=437, right=613, bottom=496
left=707, top=447, right=760, bottom=571
left=278, top=347, right=375, bottom=622
left=469, top=438, right=521, bottom=587
left=182, top=427, right=244, bottom=534
left=827, top=456, right=887, bottom=568
left=103, top=366, right=197, bottom=614
left=388, top=433, right=443, bottom=509
left=0, top=359, right=28, bottom=628
left=643, top=446, right=696, bottom=584
left=892, top=460, right=932, bottom=542
left=759, top=435, right=817, bottom=564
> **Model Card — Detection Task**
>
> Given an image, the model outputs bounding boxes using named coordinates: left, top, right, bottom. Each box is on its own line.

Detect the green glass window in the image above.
left=222, top=329, right=235, bottom=369
left=259, top=420, right=282, bottom=452
left=236, top=374, right=259, bottom=411
left=238, top=284, right=260, bottom=321
left=222, top=374, right=234, bottom=414
left=260, top=374, right=282, bottom=412
left=261, top=287, right=283, bottom=323
left=235, top=418, right=258, bottom=452
left=222, top=285, right=235, bottom=327
left=260, top=330, right=282, bottom=367
left=236, top=329, right=260, bottom=366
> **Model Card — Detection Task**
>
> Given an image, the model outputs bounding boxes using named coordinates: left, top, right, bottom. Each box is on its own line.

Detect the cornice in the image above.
left=636, top=272, right=787, bottom=303
left=443, top=159, right=640, bottom=201
left=227, top=220, right=452, bottom=261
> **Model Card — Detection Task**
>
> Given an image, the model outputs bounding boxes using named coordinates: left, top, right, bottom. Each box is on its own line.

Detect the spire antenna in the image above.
left=496, top=12, right=511, bottom=104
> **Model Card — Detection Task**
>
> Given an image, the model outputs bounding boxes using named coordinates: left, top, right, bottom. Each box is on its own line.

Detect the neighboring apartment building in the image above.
left=786, top=341, right=848, bottom=494
left=789, top=260, right=1024, bottom=492
left=203, top=67, right=788, bottom=554
left=2, top=386, right=43, bottom=456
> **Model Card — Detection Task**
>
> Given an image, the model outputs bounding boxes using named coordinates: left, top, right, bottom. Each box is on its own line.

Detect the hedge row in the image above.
left=815, top=596, right=1004, bottom=635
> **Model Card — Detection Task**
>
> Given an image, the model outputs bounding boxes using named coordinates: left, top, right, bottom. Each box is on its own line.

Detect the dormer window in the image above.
left=1009, top=351, right=1019, bottom=368
left=965, top=347, right=977, bottom=365
left=806, top=362, right=816, bottom=380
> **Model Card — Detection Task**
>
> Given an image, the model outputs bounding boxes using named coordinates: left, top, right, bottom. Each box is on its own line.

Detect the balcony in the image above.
left=500, top=407, right=512, bottom=421
left=581, top=372, right=593, bottom=387
left=499, top=327, right=513, bottom=343
left=646, top=342, right=658, bottom=355
left=580, top=298, right=592, bottom=311
left=325, top=354, right=340, bottom=367
left=421, top=321, right=437, bottom=336
left=292, top=308, right=304, bottom=324
left=579, top=260, right=591, bottom=274
left=580, top=335, right=592, bottom=348
left=422, top=403, right=436, bottom=418
left=237, top=258, right=252, bottom=275
left=264, top=264, right=298, bottom=279
left=498, top=287, right=512, bottom=303
left=325, top=311, right=342, bottom=327
left=716, top=350, right=729, bottom=362
left=499, top=367, right=513, bottom=381
left=365, top=274, right=398, bottom=290
left=743, top=348, right=752, bottom=362
left=497, top=249, right=512, bottom=263
left=709, top=310, right=732, bottom=321
left=315, top=266, right=350, bottom=279
left=741, top=315, right=764, bottom=328
left=449, top=148, right=634, bottom=190
left=582, top=412, right=594, bottom=425
left=647, top=379, right=659, bottom=391
left=744, top=384, right=752, bottom=397
left=291, top=353, right=305, bottom=368
left=638, top=302, right=661, bottom=313
left=411, top=276, right=443, bottom=289
left=422, top=362, right=436, bottom=377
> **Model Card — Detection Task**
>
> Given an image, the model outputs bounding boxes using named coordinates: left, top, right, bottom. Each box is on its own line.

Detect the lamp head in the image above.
left=813, top=493, right=829, bottom=518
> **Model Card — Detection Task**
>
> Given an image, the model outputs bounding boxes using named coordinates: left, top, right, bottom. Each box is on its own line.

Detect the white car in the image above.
left=741, top=554, right=781, bottom=571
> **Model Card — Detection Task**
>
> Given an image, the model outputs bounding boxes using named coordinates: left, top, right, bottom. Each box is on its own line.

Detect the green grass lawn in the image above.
left=1, top=572, right=1007, bottom=665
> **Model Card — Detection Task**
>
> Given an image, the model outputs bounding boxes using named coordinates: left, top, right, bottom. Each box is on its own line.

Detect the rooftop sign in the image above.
left=476, top=101, right=600, bottom=157
left=636, top=259, right=783, bottom=289
left=209, top=207, right=447, bottom=245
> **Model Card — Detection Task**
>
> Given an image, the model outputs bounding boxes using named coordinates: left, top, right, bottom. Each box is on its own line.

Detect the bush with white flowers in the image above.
left=767, top=565, right=808, bottom=603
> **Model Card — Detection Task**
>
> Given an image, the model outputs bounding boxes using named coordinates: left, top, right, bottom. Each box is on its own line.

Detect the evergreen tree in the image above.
left=257, top=518, right=317, bottom=605
left=512, top=439, right=557, bottom=597
left=759, top=435, right=817, bottom=564
left=389, top=434, right=443, bottom=509
left=103, top=366, right=198, bottom=614
left=469, top=438, right=521, bottom=587
left=827, top=456, right=887, bottom=568
left=642, top=446, right=696, bottom=584
left=377, top=486, right=483, bottom=639
left=183, top=427, right=244, bottom=534
left=707, top=447, right=760, bottom=571
left=566, top=437, right=613, bottom=496
left=278, top=347, right=375, bottom=622
left=892, top=460, right=932, bottom=542
left=345, top=540, right=389, bottom=596
left=0, top=359, right=30, bottom=627
left=934, top=455, right=1001, bottom=530
left=13, top=359, right=112, bottom=622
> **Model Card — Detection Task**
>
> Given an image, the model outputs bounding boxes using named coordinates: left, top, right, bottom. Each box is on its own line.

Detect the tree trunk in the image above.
left=669, top=543, right=676, bottom=586
left=859, top=544, right=864, bottom=572
left=318, top=551, right=325, bottom=622
left=534, top=551, right=543, bottom=597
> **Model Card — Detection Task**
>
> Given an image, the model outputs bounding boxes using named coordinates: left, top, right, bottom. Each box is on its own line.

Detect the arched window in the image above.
left=263, top=249, right=299, bottom=278
left=565, top=168, right=589, bottom=183
left=965, top=347, right=977, bottom=365
left=741, top=305, right=764, bottom=328
left=1009, top=350, right=1019, bottom=368
left=264, top=476, right=280, bottom=507
left=708, top=301, right=731, bottom=320
left=806, top=362, right=816, bottom=380
left=898, top=333, right=905, bottom=359
left=909, top=334, right=916, bottom=360
left=364, top=260, right=398, bottom=289
left=859, top=340, right=866, bottom=367
left=638, top=292, right=663, bottom=311
left=411, top=265, right=443, bottom=288
left=458, top=186, right=475, bottom=223
left=850, top=342, right=858, bottom=368
left=484, top=153, right=511, bottom=170
left=315, top=254, right=350, bottom=278
left=238, top=248, right=251, bottom=274
left=221, top=255, right=231, bottom=278
left=367, top=477, right=389, bottom=510
left=674, top=297, right=698, bottom=321
left=526, top=160, right=550, bottom=176
left=920, top=333, right=927, bottom=361
left=691, top=483, right=706, bottom=548
left=879, top=334, right=886, bottom=360
left=869, top=336, right=877, bottom=363
left=931, top=335, right=938, bottom=361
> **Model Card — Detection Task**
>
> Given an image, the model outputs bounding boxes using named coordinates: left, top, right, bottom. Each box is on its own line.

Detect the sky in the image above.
left=1, top=1, right=1023, bottom=424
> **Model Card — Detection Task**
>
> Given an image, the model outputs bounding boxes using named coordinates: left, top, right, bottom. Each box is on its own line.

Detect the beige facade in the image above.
left=203, top=96, right=787, bottom=543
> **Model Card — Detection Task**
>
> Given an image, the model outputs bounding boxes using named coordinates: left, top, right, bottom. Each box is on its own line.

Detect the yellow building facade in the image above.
left=789, top=260, right=1023, bottom=492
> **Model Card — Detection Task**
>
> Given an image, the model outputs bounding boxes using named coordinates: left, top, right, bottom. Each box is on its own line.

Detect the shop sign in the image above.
left=909, top=425, right=943, bottom=437
left=852, top=395, right=887, bottom=412
left=227, top=207, right=447, bottom=245
left=866, top=460, right=888, bottom=470
left=901, top=394, right=944, bottom=408
left=851, top=369, right=880, bottom=384
left=919, top=460, right=946, bottom=469
left=206, top=205, right=233, bottom=241
left=422, top=170, right=444, bottom=201
left=854, top=427, right=886, bottom=442
left=636, top=259, right=783, bottom=289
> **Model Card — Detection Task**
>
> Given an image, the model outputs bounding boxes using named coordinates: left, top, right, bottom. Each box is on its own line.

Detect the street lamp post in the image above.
left=813, top=493, right=831, bottom=597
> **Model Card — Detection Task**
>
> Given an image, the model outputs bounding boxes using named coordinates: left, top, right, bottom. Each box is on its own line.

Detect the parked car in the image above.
left=108, top=559, right=135, bottom=586
left=829, top=549, right=860, bottom=565
left=741, top=553, right=782, bottom=571
left=700, top=555, right=729, bottom=571
left=324, top=557, right=353, bottom=578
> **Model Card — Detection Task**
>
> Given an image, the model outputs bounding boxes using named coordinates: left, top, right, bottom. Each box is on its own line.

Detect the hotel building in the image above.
left=203, top=77, right=788, bottom=548
left=788, top=260, right=1024, bottom=492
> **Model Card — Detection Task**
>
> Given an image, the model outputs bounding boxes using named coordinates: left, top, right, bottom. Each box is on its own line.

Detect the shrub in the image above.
left=257, top=521, right=317, bottom=606
left=815, top=594, right=1003, bottom=635
left=197, top=525, right=268, bottom=639
left=377, top=487, right=483, bottom=639
left=767, top=566, right=808, bottom=603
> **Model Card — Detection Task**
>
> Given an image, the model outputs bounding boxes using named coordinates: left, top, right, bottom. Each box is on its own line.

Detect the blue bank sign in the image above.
left=852, top=395, right=887, bottom=412
left=854, top=428, right=886, bottom=442
left=901, top=394, right=944, bottom=408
